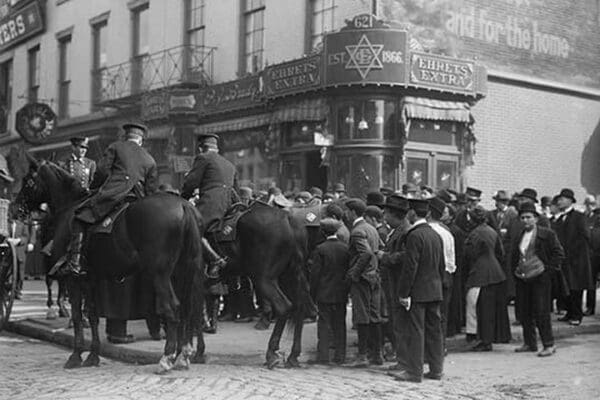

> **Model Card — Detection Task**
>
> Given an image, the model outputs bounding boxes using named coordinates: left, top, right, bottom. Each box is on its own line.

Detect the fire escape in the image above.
left=91, top=45, right=215, bottom=109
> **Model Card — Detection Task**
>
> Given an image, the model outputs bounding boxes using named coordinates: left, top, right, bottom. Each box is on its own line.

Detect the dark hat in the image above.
left=519, top=202, right=538, bottom=216
left=402, top=182, right=418, bottom=193
left=333, top=183, right=346, bottom=192
left=122, top=122, right=148, bottom=136
left=380, top=187, right=394, bottom=197
left=465, top=187, right=482, bottom=201
left=323, top=192, right=335, bottom=201
left=455, top=193, right=468, bottom=205
left=365, top=205, right=384, bottom=220
left=492, top=190, right=510, bottom=202
left=518, top=188, right=539, bottom=203
left=469, top=205, right=488, bottom=223
left=551, top=195, right=560, bottom=205
left=366, top=191, right=385, bottom=208
left=309, top=187, right=323, bottom=199
left=383, top=194, right=409, bottom=212
left=409, top=198, right=429, bottom=214
left=295, top=191, right=312, bottom=202
left=557, top=188, right=576, bottom=203
left=345, top=198, right=367, bottom=215
left=197, top=133, right=219, bottom=147
left=436, top=189, right=453, bottom=204
left=429, top=197, right=447, bottom=216
left=320, top=218, right=342, bottom=235
left=540, top=196, right=552, bottom=208
left=69, top=136, right=89, bottom=148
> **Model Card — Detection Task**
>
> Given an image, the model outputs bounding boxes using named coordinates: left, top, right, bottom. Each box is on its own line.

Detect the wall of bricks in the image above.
left=468, top=80, right=600, bottom=207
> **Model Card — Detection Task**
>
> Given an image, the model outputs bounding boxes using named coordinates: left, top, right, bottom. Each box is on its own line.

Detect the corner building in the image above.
left=0, top=0, right=598, bottom=202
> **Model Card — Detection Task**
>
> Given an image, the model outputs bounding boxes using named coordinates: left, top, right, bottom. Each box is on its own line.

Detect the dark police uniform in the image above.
left=59, top=154, right=96, bottom=190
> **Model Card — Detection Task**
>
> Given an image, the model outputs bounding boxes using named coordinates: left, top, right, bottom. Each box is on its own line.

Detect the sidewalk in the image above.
left=5, top=280, right=600, bottom=366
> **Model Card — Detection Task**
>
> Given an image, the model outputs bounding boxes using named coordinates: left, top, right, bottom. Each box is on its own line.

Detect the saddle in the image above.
left=90, top=203, right=130, bottom=235
left=207, top=202, right=250, bottom=243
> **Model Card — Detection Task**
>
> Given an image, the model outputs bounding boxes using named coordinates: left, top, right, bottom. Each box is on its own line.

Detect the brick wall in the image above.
left=468, top=80, right=600, bottom=208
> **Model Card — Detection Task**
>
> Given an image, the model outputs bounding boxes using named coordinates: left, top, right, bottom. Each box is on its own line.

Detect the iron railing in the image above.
left=92, top=45, right=215, bottom=107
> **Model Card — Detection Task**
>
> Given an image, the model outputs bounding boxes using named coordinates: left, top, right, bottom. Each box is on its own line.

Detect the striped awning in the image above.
left=195, top=113, right=272, bottom=134
left=401, top=96, right=472, bottom=123
left=272, top=98, right=327, bottom=122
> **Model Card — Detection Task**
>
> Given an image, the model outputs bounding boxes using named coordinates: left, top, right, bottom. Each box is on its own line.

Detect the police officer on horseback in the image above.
left=181, top=133, right=238, bottom=278
left=54, top=122, right=158, bottom=276
left=58, top=137, right=96, bottom=190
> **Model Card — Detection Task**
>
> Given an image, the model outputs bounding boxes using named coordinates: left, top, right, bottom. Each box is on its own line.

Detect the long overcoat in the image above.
left=463, top=223, right=506, bottom=289
left=555, top=209, right=594, bottom=290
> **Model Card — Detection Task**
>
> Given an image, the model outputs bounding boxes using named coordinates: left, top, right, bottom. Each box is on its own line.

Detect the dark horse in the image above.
left=213, top=202, right=314, bottom=368
left=16, top=158, right=205, bottom=373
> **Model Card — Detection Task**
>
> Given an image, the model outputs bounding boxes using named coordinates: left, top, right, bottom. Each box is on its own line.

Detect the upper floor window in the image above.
left=241, top=0, right=265, bottom=75
left=92, top=21, right=108, bottom=70
left=132, top=4, right=149, bottom=57
left=58, top=35, right=72, bottom=119
left=308, top=0, right=335, bottom=51
left=28, top=46, right=40, bottom=103
left=0, top=59, right=13, bottom=134
left=186, top=0, right=205, bottom=47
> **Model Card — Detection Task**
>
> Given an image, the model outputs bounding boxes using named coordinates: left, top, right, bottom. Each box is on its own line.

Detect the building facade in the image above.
left=0, top=0, right=598, bottom=203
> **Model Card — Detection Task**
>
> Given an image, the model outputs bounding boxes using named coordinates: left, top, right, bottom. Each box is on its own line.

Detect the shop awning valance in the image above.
left=195, top=113, right=273, bottom=134
left=401, top=96, right=472, bottom=123
left=272, top=98, right=327, bottom=122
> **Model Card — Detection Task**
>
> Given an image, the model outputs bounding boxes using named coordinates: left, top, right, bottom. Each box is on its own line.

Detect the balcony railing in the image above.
left=92, top=45, right=215, bottom=107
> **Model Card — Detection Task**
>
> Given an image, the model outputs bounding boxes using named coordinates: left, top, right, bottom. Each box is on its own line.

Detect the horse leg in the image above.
left=285, top=312, right=305, bottom=368
left=191, top=276, right=207, bottom=364
left=64, top=278, right=84, bottom=369
left=266, top=317, right=287, bottom=369
left=58, top=278, right=71, bottom=318
left=173, top=322, right=193, bottom=371
left=45, top=276, right=58, bottom=320
left=154, top=274, right=179, bottom=374
left=255, top=277, right=292, bottom=317
left=83, top=282, right=100, bottom=367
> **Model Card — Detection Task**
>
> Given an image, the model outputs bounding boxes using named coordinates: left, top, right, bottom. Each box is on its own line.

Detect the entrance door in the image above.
left=305, top=150, right=328, bottom=191
left=405, top=150, right=459, bottom=190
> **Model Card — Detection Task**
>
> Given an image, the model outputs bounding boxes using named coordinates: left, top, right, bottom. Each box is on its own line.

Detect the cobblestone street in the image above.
left=1, top=331, right=598, bottom=400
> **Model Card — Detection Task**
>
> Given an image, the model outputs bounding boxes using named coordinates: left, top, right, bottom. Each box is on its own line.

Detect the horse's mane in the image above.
left=39, top=161, right=87, bottom=200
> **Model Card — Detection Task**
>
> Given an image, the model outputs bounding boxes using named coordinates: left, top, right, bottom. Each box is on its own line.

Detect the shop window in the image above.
left=283, top=122, right=322, bottom=148
left=335, top=99, right=398, bottom=141
left=334, top=153, right=398, bottom=198
left=408, top=119, right=456, bottom=146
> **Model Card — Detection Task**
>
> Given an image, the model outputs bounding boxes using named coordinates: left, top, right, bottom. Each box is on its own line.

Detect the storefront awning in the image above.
left=401, top=96, right=472, bottom=123
left=195, top=113, right=273, bottom=134
left=272, top=98, right=326, bottom=122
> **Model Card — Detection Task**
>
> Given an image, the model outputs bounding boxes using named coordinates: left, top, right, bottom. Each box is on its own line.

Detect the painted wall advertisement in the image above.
left=379, top=0, right=600, bottom=89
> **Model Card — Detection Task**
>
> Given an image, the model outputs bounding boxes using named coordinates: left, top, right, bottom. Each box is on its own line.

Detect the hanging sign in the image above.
left=15, top=103, right=56, bottom=145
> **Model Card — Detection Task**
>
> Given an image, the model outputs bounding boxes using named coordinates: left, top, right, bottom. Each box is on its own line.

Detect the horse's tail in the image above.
left=173, top=201, right=204, bottom=325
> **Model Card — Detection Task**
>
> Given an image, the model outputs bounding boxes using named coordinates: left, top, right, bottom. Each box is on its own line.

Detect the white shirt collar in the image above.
left=326, top=234, right=338, bottom=240
left=410, top=218, right=427, bottom=230
left=352, top=217, right=365, bottom=227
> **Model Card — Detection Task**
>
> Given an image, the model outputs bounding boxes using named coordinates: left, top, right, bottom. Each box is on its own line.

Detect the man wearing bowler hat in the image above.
left=182, top=133, right=239, bottom=278
left=388, top=198, right=445, bottom=383
left=554, top=188, right=594, bottom=326
left=53, top=122, right=158, bottom=276
left=454, top=187, right=482, bottom=233
left=59, top=136, right=96, bottom=190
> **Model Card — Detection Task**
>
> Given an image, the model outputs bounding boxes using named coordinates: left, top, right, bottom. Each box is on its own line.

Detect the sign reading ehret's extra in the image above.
left=410, top=53, right=474, bottom=92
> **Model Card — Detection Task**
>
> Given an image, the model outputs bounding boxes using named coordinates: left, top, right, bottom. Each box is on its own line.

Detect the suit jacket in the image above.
left=347, top=219, right=380, bottom=285
left=59, top=155, right=96, bottom=189
left=555, top=209, right=593, bottom=290
left=309, top=238, right=350, bottom=304
left=80, top=140, right=157, bottom=222
left=9, top=220, right=30, bottom=263
left=510, top=226, right=564, bottom=274
left=464, top=223, right=506, bottom=288
left=397, top=222, right=444, bottom=302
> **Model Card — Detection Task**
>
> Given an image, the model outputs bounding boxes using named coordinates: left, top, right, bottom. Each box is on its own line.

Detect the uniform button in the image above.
left=125, top=176, right=129, bottom=180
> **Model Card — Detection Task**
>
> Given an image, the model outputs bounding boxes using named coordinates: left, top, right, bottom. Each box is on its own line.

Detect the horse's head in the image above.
left=15, top=153, right=85, bottom=218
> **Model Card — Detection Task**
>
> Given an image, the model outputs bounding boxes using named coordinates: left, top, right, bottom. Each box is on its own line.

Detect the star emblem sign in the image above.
left=345, top=35, right=384, bottom=79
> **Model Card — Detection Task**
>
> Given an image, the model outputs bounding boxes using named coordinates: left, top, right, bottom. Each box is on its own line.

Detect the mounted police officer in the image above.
left=181, top=133, right=238, bottom=278
left=54, top=122, right=158, bottom=276
left=59, top=137, right=96, bottom=190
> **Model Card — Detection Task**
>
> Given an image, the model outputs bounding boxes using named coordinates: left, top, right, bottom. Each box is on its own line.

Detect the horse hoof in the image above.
left=46, top=309, right=58, bottom=320
left=191, top=353, right=207, bottom=364
left=82, top=353, right=100, bottom=367
left=285, top=358, right=301, bottom=369
left=156, top=354, right=175, bottom=375
left=64, top=353, right=82, bottom=369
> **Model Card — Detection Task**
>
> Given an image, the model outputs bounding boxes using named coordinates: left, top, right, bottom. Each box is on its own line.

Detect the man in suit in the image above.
left=388, top=199, right=445, bottom=383
left=54, top=123, right=158, bottom=277
left=583, top=196, right=599, bottom=316
left=182, top=133, right=239, bottom=278
left=554, top=188, right=594, bottom=325
left=345, top=198, right=382, bottom=367
left=454, top=187, right=482, bottom=233
left=377, top=194, right=410, bottom=368
left=308, top=218, right=350, bottom=364
left=58, top=137, right=96, bottom=190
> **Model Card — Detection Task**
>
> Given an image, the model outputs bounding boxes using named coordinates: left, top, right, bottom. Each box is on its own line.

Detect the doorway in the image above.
left=405, top=149, right=459, bottom=190
left=305, top=150, right=328, bottom=191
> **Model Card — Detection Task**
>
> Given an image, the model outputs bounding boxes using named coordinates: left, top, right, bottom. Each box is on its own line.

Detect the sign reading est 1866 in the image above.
left=0, top=1, right=44, bottom=52
left=324, top=29, right=408, bottom=86
left=410, top=53, right=475, bottom=93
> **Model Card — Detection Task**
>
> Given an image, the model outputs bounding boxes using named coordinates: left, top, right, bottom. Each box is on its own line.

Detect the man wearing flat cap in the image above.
left=56, top=122, right=158, bottom=276
left=182, top=133, right=239, bottom=278
left=59, top=136, right=96, bottom=190
left=554, top=188, right=593, bottom=326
